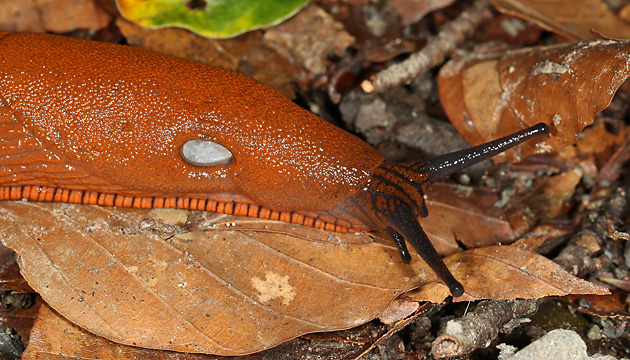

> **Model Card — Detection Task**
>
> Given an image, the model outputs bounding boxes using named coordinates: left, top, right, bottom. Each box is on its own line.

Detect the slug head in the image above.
left=341, top=123, right=549, bottom=297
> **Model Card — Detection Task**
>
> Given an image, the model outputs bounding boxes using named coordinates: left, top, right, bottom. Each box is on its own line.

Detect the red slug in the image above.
left=0, top=32, right=549, bottom=297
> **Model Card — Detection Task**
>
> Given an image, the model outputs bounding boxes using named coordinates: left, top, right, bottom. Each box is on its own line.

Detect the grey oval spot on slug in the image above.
left=180, top=140, right=234, bottom=166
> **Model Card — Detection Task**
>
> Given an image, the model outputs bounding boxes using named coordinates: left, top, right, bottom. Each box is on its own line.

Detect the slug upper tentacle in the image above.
left=0, top=32, right=550, bottom=297
left=412, top=123, right=550, bottom=183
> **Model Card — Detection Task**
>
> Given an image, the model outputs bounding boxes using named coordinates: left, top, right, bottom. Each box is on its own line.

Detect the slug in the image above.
left=0, top=32, right=549, bottom=297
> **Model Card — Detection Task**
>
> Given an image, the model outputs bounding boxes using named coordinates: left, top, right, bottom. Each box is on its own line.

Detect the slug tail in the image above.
left=410, top=122, right=549, bottom=183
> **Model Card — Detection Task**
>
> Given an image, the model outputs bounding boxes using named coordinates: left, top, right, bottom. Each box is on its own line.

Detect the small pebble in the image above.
left=505, top=329, right=617, bottom=360
left=578, top=298, right=592, bottom=309
left=458, top=173, right=471, bottom=185
left=587, top=325, right=602, bottom=341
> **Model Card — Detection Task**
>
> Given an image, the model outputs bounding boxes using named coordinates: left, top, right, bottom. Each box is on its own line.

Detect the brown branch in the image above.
left=431, top=299, right=540, bottom=359
left=351, top=302, right=436, bottom=360
left=361, top=0, right=494, bottom=93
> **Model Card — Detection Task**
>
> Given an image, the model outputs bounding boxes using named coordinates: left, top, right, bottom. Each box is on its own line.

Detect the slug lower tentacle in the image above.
left=356, top=166, right=464, bottom=296
left=0, top=32, right=550, bottom=297
left=388, top=230, right=412, bottom=264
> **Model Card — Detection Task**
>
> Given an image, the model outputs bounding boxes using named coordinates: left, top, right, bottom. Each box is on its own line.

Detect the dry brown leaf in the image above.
left=0, top=201, right=448, bottom=355
left=491, top=0, right=630, bottom=40
left=24, top=303, right=375, bottom=359
left=424, top=183, right=520, bottom=252
left=390, top=0, right=455, bottom=26
left=506, top=168, right=582, bottom=231
left=23, top=303, right=243, bottom=359
left=571, top=292, right=630, bottom=319
left=576, top=118, right=630, bottom=157
left=377, top=299, right=420, bottom=325
left=116, top=20, right=301, bottom=99
left=0, top=0, right=111, bottom=33
left=527, top=169, right=582, bottom=219
left=263, top=4, right=355, bottom=77
left=509, top=223, right=573, bottom=253
left=2, top=202, right=609, bottom=355
left=406, top=245, right=610, bottom=302
left=438, top=40, right=630, bottom=161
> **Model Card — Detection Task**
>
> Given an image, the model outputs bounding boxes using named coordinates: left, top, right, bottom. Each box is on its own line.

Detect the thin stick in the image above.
left=361, top=0, right=493, bottom=93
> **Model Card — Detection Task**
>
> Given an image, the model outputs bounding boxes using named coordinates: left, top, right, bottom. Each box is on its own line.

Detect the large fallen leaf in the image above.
left=0, top=201, right=448, bottom=355
left=406, top=245, right=610, bottom=302
left=116, top=0, right=309, bottom=39
left=24, top=303, right=369, bottom=360
left=0, top=202, right=609, bottom=355
left=438, top=40, right=630, bottom=161
left=491, top=0, right=630, bottom=40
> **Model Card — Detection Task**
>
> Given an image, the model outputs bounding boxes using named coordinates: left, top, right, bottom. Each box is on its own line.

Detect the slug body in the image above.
left=0, top=33, right=549, bottom=297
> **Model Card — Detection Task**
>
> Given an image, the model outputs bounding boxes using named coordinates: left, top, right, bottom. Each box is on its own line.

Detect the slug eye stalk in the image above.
left=360, top=123, right=549, bottom=297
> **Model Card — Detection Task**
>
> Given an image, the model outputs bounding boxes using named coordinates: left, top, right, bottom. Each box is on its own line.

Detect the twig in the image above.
left=431, top=299, right=540, bottom=359
left=352, top=302, right=436, bottom=360
left=599, top=138, right=630, bottom=185
left=361, top=0, right=494, bottom=93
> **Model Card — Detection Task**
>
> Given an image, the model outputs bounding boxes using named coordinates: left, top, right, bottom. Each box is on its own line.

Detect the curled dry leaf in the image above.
left=389, top=0, right=455, bottom=26
left=423, top=183, right=520, bottom=253
left=0, top=201, right=449, bottom=355
left=438, top=40, right=630, bottom=161
left=406, top=245, right=610, bottom=302
left=377, top=299, right=420, bottom=325
left=490, top=0, right=630, bottom=40
left=505, top=168, right=583, bottom=232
